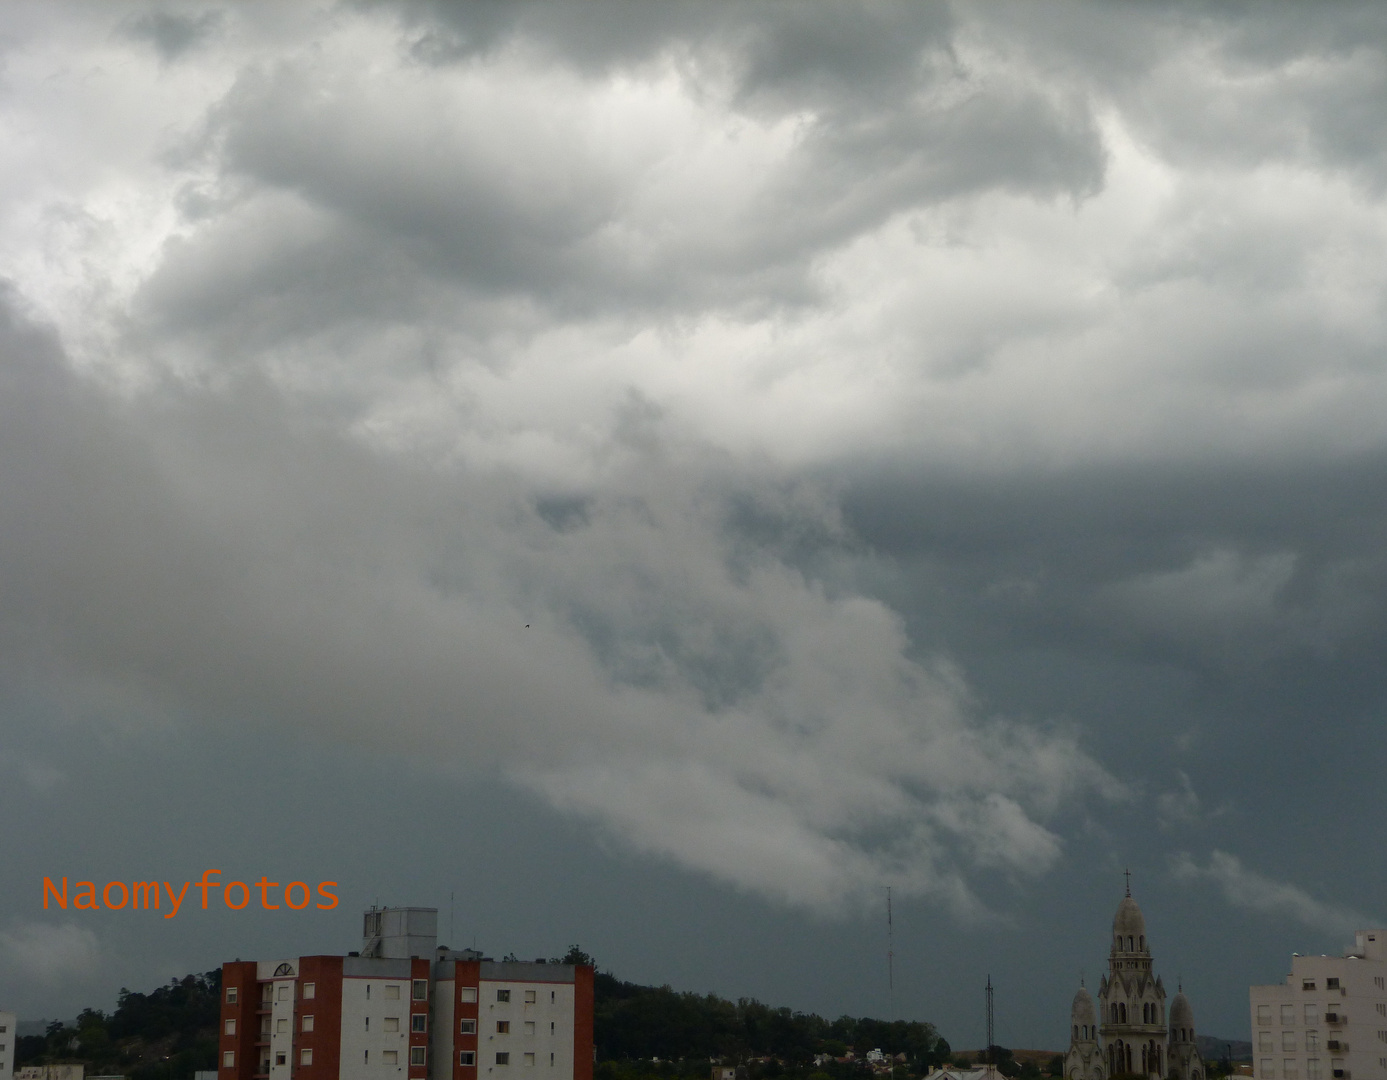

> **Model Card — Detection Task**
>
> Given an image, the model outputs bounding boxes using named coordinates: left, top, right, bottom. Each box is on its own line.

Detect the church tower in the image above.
left=1065, top=879, right=1202, bottom=1080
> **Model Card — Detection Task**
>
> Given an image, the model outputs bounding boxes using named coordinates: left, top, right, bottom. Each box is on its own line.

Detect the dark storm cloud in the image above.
left=3, top=3, right=1387, bottom=1030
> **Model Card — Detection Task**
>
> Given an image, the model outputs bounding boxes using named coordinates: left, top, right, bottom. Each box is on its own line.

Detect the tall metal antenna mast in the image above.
left=985, top=975, right=994, bottom=1067
left=887, top=886, right=894, bottom=996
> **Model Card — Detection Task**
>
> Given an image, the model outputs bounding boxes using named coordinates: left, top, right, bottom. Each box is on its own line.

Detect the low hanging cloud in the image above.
left=0, top=921, right=101, bottom=987
left=1170, top=851, right=1373, bottom=937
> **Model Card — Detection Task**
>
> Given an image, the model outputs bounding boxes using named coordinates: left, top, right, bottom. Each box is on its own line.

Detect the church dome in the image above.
left=1071, top=986, right=1097, bottom=1028
left=1170, top=991, right=1194, bottom=1031
left=1113, top=895, right=1147, bottom=945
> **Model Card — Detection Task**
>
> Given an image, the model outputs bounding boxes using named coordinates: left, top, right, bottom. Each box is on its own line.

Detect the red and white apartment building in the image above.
left=220, top=907, right=594, bottom=1080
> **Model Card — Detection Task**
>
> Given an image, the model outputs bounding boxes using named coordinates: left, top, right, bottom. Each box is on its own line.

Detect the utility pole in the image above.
left=985, top=975, right=994, bottom=1068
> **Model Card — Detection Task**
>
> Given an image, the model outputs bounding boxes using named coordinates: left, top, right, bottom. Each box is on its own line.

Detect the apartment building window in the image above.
left=411, top=1047, right=427, bottom=1066
left=461, top=987, right=478, bottom=1003
left=1260, top=1059, right=1273, bottom=1078
left=1260, top=1007, right=1274, bottom=1026
left=367, top=985, right=371, bottom=1000
left=550, top=1023, right=555, bottom=1034
left=1331, top=1059, right=1344, bottom=1079
left=278, top=984, right=289, bottom=1001
left=1327, top=979, right=1340, bottom=990
left=1307, top=1059, right=1321, bottom=1080
left=550, top=1054, right=555, bottom=1066
left=413, top=980, right=428, bottom=1001
left=525, top=991, right=537, bottom=1004
left=275, top=1052, right=286, bottom=1066
left=523, top=1022, right=535, bottom=1035
left=277, top=1019, right=288, bottom=1034
left=550, top=992, right=555, bottom=1003
left=385, top=1018, right=400, bottom=1033
left=412, top=1014, right=427, bottom=1033
left=497, top=1021, right=511, bottom=1034
left=1304, top=982, right=1317, bottom=991
left=386, top=985, right=401, bottom=1000
left=498, top=989, right=511, bottom=1003
left=1261, top=1034, right=1274, bottom=1053
left=225, top=1019, right=236, bottom=1035
left=1283, top=1033, right=1296, bottom=1052
left=303, top=982, right=315, bottom=1000
left=300, top=1049, right=313, bottom=1066
left=302, top=1015, right=314, bottom=1033
left=1306, top=1032, right=1318, bottom=1052
left=384, top=1051, right=399, bottom=1065
left=524, top=1053, right=536, bottom=1066
left=365, top=1017, right=370, bottom=1032
left=227, top=987, right=239, bottom=1004
left=1307, top=1005, right=1319, bottom=1024
left=224, top=1052, right=235, bottom=1068
left=1283, top=1006, right=1297, bottom=1025
left=1283, top=1061, right=1296, bottom=1079
left=1375, top=977, right=1385, bottom=990
left=460, top=1052, right=476, bottom=1067
left=460, top=1019, right=477, bottom=1034
left=497, top=1053, right=511, bottom=1065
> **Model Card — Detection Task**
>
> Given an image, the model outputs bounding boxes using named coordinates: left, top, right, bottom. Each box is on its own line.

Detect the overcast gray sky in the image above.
left=2, top=0, right=1386, bottom=1051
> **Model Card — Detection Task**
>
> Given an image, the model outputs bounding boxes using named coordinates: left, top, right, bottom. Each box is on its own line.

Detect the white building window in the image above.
left=525, top=991, right=537, bottom=1004
left=300, top=1049, right=313, bottom=1066
left=460, top=1019, right=477, bottom=1034
left=384, top=1051, right=399, bottom=1065
left=277, top=984, right=289, bottom=1001
left=497, top=1053, right=511, bottom=1065
left=225, top=1019, right=236, bottom=1035
left=1260, top=1059, right=1274, bottom=1078
left=498, top=989, right=511, bottom=1003
left=1283, top=1061, right=1296, bottom=1080
left=276, top=1019, right=288, bottom=1034
left=498, top=1021, right=511, bottom=1034
left=1283, top=1006, right=1296, bottom=1026
left=1306, top=1005, right=1319, bottom=1024
left=303, top=982, right=315, bottom=1000
left=413, top=979, right=428, bottom=1001
left=550, top=1053, right=555, bottom=1066
left=385, top=984, right=401, bottom=1000
left=227, top=987, right=239, bottom=1004
left=1307, top=1059, right=1321, bottom=1080
left=411, top=1047, right=427, bottom=1066
left=385, top=1017, right=400, bottom=1032
left=525, top=1022, right=536, bottom=1035
left=461, top=987, right=478, bottom=1003
left=1283, top=1033, right=1296, bottom=1052
left=460, top=1052, right=477, bottom=1067
left=1261, top=1034, right=1274, bottom=1053
left=224, top=1052, right=235, bottom=1068
left=524, top=1053, right=536, bottom=1066
left=275, top=1053, right=286, bottom=1066
left=1260, top=1007, right=1274, bottom=1026
left=302, top=1015, right=314, bottom=1033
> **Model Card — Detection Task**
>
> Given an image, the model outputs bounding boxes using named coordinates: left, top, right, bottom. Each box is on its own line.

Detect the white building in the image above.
left=1249, top=929, right=1387, bottom=1080
left=0, top=1011, right=13, bottom=1080
left=1065, top=886, right=1204, bottom=1080
left=220, top=907, right=594, bottom=1080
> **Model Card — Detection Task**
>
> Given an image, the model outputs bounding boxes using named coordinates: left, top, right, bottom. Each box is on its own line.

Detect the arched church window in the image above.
left=1112, top=1005, right=1119, bottom=1024
left=1120, top=1003, right=1127, bottom=1024
left=1128, top=936, right=1134, bottom=951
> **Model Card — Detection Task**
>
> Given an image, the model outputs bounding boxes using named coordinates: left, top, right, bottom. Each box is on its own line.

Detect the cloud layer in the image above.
left=4, top=1, right=1387, bottom=931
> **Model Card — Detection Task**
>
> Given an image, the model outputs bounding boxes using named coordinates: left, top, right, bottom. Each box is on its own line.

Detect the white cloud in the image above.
left=0, top=921, right=101, bottom=987
left=1170, top=851, right=1373, bottom=937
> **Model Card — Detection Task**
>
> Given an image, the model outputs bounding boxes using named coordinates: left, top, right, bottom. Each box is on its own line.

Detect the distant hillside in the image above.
left=1198, top=1037, right=1253, bottom=1063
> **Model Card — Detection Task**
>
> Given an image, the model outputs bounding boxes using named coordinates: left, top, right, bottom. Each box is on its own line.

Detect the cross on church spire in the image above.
left=1124, top=867, right=1131, bottom=896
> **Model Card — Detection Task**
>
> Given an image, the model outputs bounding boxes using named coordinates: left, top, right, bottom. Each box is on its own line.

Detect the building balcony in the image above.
left=1326, top=1042, right=1346, bottom=1052
left=1325, top=1013, right=1345, bottom=1025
